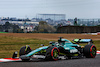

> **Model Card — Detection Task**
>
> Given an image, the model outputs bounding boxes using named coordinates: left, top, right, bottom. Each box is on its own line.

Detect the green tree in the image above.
left=37, top=21, right=56, bottom=33
left=4, top=22, right=20, bottom=33
left=39, top=21, right=47, bottom=25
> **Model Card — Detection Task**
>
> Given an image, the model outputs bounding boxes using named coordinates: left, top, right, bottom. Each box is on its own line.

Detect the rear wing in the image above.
left=73, top=39, right=93, bottom=43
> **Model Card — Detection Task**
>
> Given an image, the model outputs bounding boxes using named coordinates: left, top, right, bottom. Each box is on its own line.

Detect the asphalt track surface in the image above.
left=0, top=55, right=100, bottom=67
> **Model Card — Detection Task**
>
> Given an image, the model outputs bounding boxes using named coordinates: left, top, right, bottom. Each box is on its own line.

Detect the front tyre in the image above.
left=45, top=46, right=59, bottom=61
left=84, top=45, right=96, bottom=58
left=19, top=45, right=32, bottom=61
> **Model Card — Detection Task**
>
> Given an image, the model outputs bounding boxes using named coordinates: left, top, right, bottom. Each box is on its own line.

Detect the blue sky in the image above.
left=0, top=0, right=100, bottom=19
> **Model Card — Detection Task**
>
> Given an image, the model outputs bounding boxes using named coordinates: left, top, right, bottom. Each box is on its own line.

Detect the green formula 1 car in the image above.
left=17, top=37, right=96, bottom=61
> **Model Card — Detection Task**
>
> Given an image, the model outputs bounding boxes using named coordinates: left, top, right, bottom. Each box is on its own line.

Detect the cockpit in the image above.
left=49, top=37, right=72, bottom=46
left=58, top=40, right=65, bottom=46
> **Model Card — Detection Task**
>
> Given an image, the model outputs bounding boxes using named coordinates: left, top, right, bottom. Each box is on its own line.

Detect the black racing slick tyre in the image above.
left=83, top=44, right=97, bottom=58
left=45, top=46, right=59, bottom=61
left=19, top=45, right=32, bottom=56
left=19, top=45, right=32, bottom=61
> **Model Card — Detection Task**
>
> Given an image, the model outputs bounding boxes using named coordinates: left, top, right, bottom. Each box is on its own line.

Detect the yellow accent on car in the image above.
left=73, top=54, right=78, bottom=56
left=25, top=45, right=28, bottom=51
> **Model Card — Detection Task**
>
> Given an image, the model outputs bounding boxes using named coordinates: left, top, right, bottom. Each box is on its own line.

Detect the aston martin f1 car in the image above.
left=17, top=37, right=97, bottom=61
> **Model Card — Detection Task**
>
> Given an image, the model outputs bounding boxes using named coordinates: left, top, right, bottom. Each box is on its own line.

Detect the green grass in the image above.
left=0, top=36, right=49, bottom=58
left=92, top=40, right=100, bottom=50
left=0, top=36, right=100, bottom=58
left=0, top=32, right=8, bottom=33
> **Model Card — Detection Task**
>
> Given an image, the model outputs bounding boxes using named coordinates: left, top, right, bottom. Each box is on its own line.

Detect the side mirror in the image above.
left=41, top=44, right=44, bottom=46
left=49, top=41, right=53, bottom=44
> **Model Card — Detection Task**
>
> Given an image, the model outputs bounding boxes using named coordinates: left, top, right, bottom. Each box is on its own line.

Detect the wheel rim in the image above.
left=90, top=45, right=96, bottom=58
left=51, top=47, right=59, bottom=60
left=92, top=47, right=96, bottom=56
left=53, top=50, right=59, bottom=58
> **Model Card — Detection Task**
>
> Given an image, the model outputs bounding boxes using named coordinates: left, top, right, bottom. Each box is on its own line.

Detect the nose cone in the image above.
left=20, top=55, right=30, bottom=60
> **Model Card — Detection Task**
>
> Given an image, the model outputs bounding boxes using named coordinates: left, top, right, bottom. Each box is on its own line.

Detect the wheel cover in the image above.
left=51, top=47, right=59, bottom=60
left=92, top=47, right=96, bottom=56
left=53, top=50, right=59, bottom=58
left=90, top=45, right=96, bottom=58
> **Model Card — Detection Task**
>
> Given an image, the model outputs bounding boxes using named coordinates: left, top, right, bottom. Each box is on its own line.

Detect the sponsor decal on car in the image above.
left=70, top=49, right=78, bottom=53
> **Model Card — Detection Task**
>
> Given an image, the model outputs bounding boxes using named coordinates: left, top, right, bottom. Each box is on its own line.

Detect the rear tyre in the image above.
left=45, top=46, right=59, bottom=61
left=84, top=44, right=96, bottom=58
left=19, top=45, right=32, bottom=61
